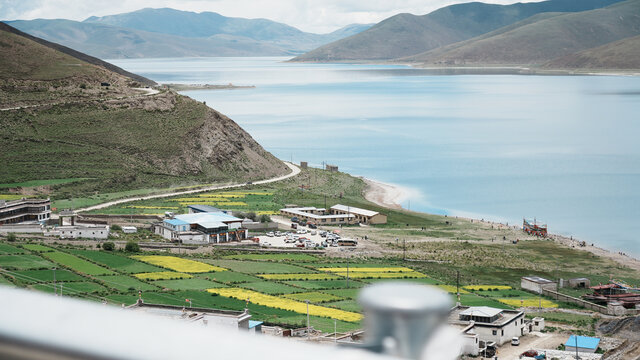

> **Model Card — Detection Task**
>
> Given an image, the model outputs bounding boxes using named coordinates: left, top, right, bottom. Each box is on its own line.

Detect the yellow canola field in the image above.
left=256, top=211, right=279, bottom=215
left=498, top=298, right=558, bottom=308
left=463, top=285, right=512, bottom=291
left=132, top=255, right=226, bottom=273
left=198, top=194, right=245, bottom=198
left=134, top=271, right=193, bottom=280
left=319, top=267, right=416, bottom=273
left=177, top=201, right=247, bottom=206
left=207, top=288, right=362, bottom=322
left=258, top=273, right=341, bottom=281
left=437, top=285, right=470, bottom=294
left=332, top=271, right=427, bottom=279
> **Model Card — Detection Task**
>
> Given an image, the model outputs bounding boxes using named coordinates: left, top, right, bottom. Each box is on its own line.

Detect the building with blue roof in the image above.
left=565, top=335, right=600, bottom=353
left=154, top=209, right=247, bottom=244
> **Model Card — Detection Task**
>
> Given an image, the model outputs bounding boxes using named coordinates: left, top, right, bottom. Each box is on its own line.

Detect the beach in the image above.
left=363, top=176, right=640, bottom=272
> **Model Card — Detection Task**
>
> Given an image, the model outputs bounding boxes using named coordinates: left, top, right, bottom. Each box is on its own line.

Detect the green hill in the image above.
left=0, top=22, right=288, bottom=198
left=402, top=0, right=640, bottom=66
left=543, top=34, right=640, bottom=70
left=292, top=0, right=624, bottom=62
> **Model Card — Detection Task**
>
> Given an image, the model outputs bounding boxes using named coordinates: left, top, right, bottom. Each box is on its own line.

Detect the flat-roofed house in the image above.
left=564, top=335, right=600, bottom=353
left=330, top=205, right=387, bottom=224
left=0, top=198, right=51, bottom=225
left=280, top=207, right=355, bottom=225
left=521, top=276, right=557, bottom=294
left=155, top=211, right=246, bottom=244
left=449, top=306, right=525, bottom=346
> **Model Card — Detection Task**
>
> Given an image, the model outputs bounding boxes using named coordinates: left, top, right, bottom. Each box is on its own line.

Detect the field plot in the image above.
left=326, top=300, right=362, bottom=313
left=472, top=288, right=534, bottom=298
left=43, top=251, right=114, bottom=275
left=154, top=278, right=228, bottom=290
left=240, top=281, right=303, bottom=295
left=437, top=285, right=469, bottom=294
left=223, top=253, right=317, bottom=262
left=285, top=279, right=365, bottom=290
left=258, top=273, right=341, bottom=281
left=498, top=298, right=558, bottom=308
left=70, top=250, right=164, bottom=273
left=0, top=243, right=25, bottom=255
left=22, top=244, right=54, bottom=253
left=196, top=271, right=260, bottom=284
left=13, top=269, right=85, bottom=283
left=459, top=294, right=511, bottom=309
left=0, top=254, right=54, bottom=270
left=331, top=271, right=427, bottom=279
left=318, top=267, right=416, bottom=273
left=0, top=275, right=12, bottom=285
left=207, top=288, right=363, bottom=322
left=134, top=272, right=193, bottom=280
left=360, top=277, right=439, bottom=285
left=132, top=255, right=225, bottom=273
left=33, top=281, right=106, bottom=294
left=284, top=291, right=342, bottom=303
left=321, top=288, right=362, bottom=300
left=95, top=275, right=159, bottom=292
left=204, top=259, right=314, bottom=274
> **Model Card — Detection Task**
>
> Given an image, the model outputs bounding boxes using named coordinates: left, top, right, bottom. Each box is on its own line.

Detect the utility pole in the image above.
left=306, top=300, right=310, bottom=339
left=346, top=256, right=350, bottom=288
left=334, top=319, right=337, bottom=343
left=52, top=267, right=57, bottom=296
left=324, top=194, right=327, bottom=210
left=403, top=239, right=406, bottom=261
left=456, top=270, right=460, bottom=303
left=60, top=282, right=63, bottom=297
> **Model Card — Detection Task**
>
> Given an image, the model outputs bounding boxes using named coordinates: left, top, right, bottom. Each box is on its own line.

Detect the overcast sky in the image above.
left=1, top=0, right=543, bottom=33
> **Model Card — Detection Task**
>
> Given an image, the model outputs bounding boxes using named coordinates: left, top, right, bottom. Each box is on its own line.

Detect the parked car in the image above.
left=308, top=223, right=317, bottom=229
left=320, top=231, right=327, bottom=237
left=291, top=223, right=298, bottom=229
left=295, top=243, right=305, bottom=248
left=275, top=231, right=282, bottom=236
left=260, top=242, right=271, bottom=247
left=291, top=217, right=299, bottom=223
left=511, top=337, right=520, bottom=346
left=266, top=232, right=274, bottom=237
left=311, top=230, right=317, bottom=235
left=321, top=241, right=328, bottom=247
left=299, top=221, right=307, bottom=226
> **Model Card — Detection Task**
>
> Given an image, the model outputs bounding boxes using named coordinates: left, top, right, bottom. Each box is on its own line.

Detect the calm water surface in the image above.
left=111, top=57, right=640, bottom=256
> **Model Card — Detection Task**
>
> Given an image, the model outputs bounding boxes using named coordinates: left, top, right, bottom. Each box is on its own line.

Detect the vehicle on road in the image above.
left=266, top=232, right=274, bottom=237
left=291, top=217, right=298, bottom=223
left=511, top=337, right=520, bottom=346
left=337, top=239, right=357, bottom=246
left=299, top=221, right=307, bottom=226
left=295, top=243, right=305, bottom=248
left=291, top=223, right=298, bottom=229
left=308, top=223, right=317, bottom=229
left=311, top=230, right=317, bottom=235
left=260, top=242, right=271, bottom=247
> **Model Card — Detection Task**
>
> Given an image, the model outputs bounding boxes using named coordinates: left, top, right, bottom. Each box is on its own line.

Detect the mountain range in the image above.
left=6, top=8, right=372, bottom=59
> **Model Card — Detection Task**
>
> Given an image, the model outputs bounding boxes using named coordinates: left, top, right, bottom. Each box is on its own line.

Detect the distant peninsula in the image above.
left=163, top=83, right=256, bottom=91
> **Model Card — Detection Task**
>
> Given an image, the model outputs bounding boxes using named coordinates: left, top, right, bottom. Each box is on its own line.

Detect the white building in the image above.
left=329, top=205, right=387, bottom=224
left=521, top=276, right=557, bottom=294
left=280, top=204, right=387, bottom=225
left=449, top=306, right=525, bottom=346
left=154, top=211, right=247, bottom=244
left=54, top=225, right=110, bottom=239
left=127, top=300, right=254, bottom=331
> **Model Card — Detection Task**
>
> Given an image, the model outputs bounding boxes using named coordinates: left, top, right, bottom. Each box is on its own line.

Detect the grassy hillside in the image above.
left=0, top=23, right=288, bottom=199
left=543, top=34, right=640, bottom=70
left=404, top=0, right=640, bottom=66
left=292, top=0, right=624, bottom=62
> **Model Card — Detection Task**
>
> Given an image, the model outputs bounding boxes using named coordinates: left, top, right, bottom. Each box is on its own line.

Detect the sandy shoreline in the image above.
left=362, top=176, right=640, bottom=272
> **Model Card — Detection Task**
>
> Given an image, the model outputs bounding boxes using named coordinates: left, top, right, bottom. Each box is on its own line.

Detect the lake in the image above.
left=110, top=57, right=640, bottom=256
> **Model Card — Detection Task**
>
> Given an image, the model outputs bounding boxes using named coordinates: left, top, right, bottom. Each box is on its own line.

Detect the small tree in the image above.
left=110, top=225, right=122, bottom=231
left=6, top=233, right=16, bottom=242
left=102, top=242, right=115, bottom=251
left=259, top=214, right=271, bottom=223
left=246, top=212, right=257, bottom=222
left=125, top=241, right=140, bottom=252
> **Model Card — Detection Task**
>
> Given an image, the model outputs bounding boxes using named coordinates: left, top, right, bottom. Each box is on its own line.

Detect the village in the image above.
left=1, top=164, right=639, bottom=359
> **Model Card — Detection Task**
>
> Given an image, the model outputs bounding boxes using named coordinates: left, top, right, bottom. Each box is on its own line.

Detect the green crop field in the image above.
left=0, top=254, right=54, bottom=270
left=285, top=279, right=365, bottom=290
left=321, top=288, right=363, bottom=300
left=95, top=275, right=159, bottom=292
left=0, top=178, right=90, bottom=189
left=0, top=275, right=13, bottom=286
left=223, top=253, right=317, bottom=262
left=0, top=243, right=25, bottom=255
left=458, top=294, right=512, bottom=309
left=32, top=281, right=106, bottom=294
left=325, top=299, right=362, bottom=313
left=154, top=278, right=228, bottom=291
left=12, top=269, right=85, bottom=284
left=204, top=259, right=314, bottom=274
left=43, top=251, right=115, bottom=275
left=68, top=250, right=164, bottom=273
left=239, top=281, right=304, bottom=295
left=22, top=244, right=55, bottom=253
left=195, top=271, right=260, bottom=284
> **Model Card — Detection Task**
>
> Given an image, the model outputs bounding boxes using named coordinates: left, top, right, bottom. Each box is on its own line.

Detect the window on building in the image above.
left=501, top=330, right=504, bottom=336
left=492, top=330, right=497, bottom=335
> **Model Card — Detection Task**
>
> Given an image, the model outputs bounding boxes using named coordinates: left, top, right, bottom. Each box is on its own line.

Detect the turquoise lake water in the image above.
left=111, top=57, right=640, bottom=256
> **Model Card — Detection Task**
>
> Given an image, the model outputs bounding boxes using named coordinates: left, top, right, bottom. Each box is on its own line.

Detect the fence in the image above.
left=541, top=288, right=640, bottom=316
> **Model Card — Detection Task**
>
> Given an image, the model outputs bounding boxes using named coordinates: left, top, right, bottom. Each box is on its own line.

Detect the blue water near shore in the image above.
left=111, top=57, right=640, bottom=256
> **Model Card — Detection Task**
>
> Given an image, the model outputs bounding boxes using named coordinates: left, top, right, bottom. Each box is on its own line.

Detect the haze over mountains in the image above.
left=6, top=8, right=372, bottom=59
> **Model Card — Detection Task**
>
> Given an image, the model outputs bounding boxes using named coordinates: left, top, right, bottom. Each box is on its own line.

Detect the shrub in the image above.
left=246, top=212, right=257, bottom=221
left=7, top=233, right=16, bottom=242
left=102, top=242, right=115, bottom=251
left=125, top=241, right=140, bottom=253
left=111, top=225, right=122, bottom=231
left=259, top=214, right=271, bottom=223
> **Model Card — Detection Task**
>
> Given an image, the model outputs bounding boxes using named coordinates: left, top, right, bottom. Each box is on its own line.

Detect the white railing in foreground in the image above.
left=0, top=283, right=461, bottom=360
